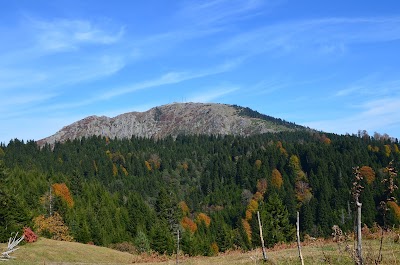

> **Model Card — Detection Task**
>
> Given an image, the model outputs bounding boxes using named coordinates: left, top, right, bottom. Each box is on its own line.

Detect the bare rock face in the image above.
left=37, top=103, right=299, bottom=146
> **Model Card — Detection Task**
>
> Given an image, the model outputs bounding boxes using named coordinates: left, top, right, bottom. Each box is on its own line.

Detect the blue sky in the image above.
left=1, top=0, right=400, bottom=143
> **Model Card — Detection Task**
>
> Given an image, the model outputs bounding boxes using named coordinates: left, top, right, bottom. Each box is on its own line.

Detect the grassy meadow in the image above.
left=1, top=235, right=399, bottom=265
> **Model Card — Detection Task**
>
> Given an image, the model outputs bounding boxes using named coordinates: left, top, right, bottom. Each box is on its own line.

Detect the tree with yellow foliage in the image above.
left=33, top=212, right=73, bottom=241
left=271, top=168, right=283, bottom=189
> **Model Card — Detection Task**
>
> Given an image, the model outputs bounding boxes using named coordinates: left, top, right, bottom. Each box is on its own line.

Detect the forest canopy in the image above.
left=0, top=131, right=399, bottom=255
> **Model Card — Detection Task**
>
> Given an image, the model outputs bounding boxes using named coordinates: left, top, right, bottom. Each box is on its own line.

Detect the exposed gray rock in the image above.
left=37, top=102, right=298, bottom=146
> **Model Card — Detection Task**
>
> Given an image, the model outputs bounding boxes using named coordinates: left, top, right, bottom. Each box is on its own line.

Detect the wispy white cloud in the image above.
left=29, top=58, right=243, bottom=112
left=96, top=57, right=243, bottom=100
left=187, top=85, right=240, bottom=102
left=0, top=93, right=56, bottom=109
left=178, top=0, right=268, bottom=26
left=29, top=17, right=125, bottom=52
left=304, top=96, right=400, bottom=135
left=217, top=17, right=400, bottom=56
left=335, top=75, right=400, bottom=97
left=0, top=69, right=48, bottom=91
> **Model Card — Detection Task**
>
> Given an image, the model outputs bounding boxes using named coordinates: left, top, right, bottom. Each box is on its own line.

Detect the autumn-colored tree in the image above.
left=290, top=155, right=312, bottom=204
left=52, top=183, right=74, bottom=208
left=242, top=219, right=251, bottom=242
left=148, top=154, right=161, bottom=170
left=253, top=191, right=263, bottom=202
left=276, top=141, right=288, bottom=157
left=144, top=161, right=152, bottom=171
left=271, top=168, right=283, bottom=189
left=210, top=242, right=219, bottom=255
left=196, top=213, right=211, bottom=228
left=256, top=178, right=267, bottom=195
left=254, top=160, right=262, bottom=170
left=289, top=155, right=302, bottom=173
left=295, top=181, right=312, bottom=204
left=180, top=162, right=189, bottom=171
left=387, top=201, right=400, bottom=221
left=23, top=227, right=38, bottom=243
left=359, top=166, right=375, bottom=184
left=34, top=212, right=73, bottom=241
left=93, top=160, right=98, bottom=174
left=384, top=145, right=391, bottom=157
left=393, top=144, right=400, bottom=154
left=321, top=134, right=331, bottom=145
left=120, top=165, right=128, bottom=176
left=112, top=163, right=118, bottom=176
left=179, top=201, right=190, bottom=216
left=368, top=145, right=380, bottom=152
left=181, top=216, right=197, bottom=233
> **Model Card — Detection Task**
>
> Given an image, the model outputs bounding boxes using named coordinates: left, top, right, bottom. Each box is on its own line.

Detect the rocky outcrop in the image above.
left=37, top=102, right=299, bottom=146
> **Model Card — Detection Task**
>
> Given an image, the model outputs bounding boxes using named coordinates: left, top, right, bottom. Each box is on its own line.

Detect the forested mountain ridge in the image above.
left=1, top=130, right=399, bottom=256
left=37, top=102, right=303, bottom=146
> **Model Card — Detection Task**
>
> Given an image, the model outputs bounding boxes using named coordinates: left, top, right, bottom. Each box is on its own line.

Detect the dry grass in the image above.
left=1, top=236, right=399, bottom=265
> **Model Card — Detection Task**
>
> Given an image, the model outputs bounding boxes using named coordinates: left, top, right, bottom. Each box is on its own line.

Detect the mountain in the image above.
left=37, top=102, right=305, bottom=146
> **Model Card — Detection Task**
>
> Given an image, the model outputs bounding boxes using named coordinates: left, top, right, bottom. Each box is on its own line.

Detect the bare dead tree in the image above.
left=376, top=161, right=398, bottom=264
left=1, top=232, right=25, bottom=261
left=296, top=211, right=304, bottom=265
left=257, top=211, right=267, bottom=262
left=352, top=166, right=364, bottom=265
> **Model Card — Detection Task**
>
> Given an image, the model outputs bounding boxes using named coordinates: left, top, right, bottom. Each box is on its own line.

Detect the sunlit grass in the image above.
left=1, top=236, right=399, bottom=264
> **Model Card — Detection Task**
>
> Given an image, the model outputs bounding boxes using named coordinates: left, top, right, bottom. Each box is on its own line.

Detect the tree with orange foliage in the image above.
left=241, top=219, right=251, bottom=242
left=196, top=213, right=211, bottom=228
left=387, top=201, right=400, bottom=221
left=181, top=216, right=197, bottom=233
left=52, top=183, right=74, bottom=208
left=179, top=201, right=190, bottom=216
left=253, top=191, right=263, bottom=202
left=359, top=166, right=375, bottom=184
left=271, top=168, right=283, bottom=189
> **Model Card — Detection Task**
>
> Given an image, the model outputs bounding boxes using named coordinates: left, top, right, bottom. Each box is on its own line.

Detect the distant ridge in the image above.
left=37, top=102, right=305, bottom=146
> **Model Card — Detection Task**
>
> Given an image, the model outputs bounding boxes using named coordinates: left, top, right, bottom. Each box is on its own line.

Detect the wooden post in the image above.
left=257, top=211, right=267, bottom=261
left=296, top=211, right=304, bottom=265
left=356, top=200, right=363, bottom=265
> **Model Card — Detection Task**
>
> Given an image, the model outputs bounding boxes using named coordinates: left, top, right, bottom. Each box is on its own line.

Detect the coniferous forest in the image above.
left=0, top=131, right=399, bottom=256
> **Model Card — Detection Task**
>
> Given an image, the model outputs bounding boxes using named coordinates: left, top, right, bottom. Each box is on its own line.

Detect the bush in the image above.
left=109, top=241, right=137, bottom=254
left=23, top=227, right=38, bottom=243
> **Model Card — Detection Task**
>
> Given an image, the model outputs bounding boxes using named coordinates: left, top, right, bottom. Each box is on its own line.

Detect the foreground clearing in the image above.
left=1, top=237, right=399, bottom=264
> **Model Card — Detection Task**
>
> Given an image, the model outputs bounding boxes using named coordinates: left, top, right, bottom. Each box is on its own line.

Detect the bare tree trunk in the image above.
left=49, top=183, right=53, bottom=216
left=296, top=211, right=304, bottom=265
left=257, top=211, right=267, bottom=261
left=356, top=200, right=363, bottom=265
left=176, top=229, right=180, bottom=265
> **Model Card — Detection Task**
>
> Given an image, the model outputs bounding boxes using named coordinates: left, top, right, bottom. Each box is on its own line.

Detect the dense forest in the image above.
left=0, top=131, right=399, bottom=256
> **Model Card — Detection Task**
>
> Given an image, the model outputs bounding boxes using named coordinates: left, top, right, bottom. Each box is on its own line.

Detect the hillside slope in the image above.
left=37, top=102, right=303, bottom=146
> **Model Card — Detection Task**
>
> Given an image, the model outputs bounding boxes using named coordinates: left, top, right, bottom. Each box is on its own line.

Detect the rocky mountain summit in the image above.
left=37, top=102, right=304, bottom=146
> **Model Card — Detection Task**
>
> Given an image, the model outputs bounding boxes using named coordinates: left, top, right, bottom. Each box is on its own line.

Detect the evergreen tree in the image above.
left=0, top=161, right=30, bottom=242
left=260, top=194, right=295, bottom=247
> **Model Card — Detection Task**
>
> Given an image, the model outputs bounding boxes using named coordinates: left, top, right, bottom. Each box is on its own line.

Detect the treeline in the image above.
left=0, top=131, right=399, bottom=255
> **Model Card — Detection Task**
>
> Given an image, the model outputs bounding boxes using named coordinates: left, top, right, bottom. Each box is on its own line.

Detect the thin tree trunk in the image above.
left=176, top=229, right=180, bottom=265
left=257, top=211, right=267, bottom=261
left=356, top=200, right=363, bottom=265
left=49, top=183, right=52, bottom=216
left=296, top=211, right=304, bottom=265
